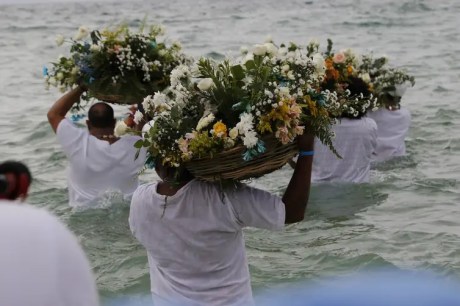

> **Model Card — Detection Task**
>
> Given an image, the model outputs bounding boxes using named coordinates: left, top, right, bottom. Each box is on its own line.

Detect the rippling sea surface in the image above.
left=1, top=0, right=460, bottom=303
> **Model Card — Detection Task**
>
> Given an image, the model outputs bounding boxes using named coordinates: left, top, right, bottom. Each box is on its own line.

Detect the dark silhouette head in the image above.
left=346, top=76, right=371, bottom=97
left=0, top=161, right=32, bottom=200
left=87, top=103, right=115, bottom=129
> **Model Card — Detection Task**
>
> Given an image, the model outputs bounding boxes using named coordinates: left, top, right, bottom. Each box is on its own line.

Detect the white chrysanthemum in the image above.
left=236, top=112, right=254, bottom=134
left=243, top=130, right=258, bottom=148
left=114, top=120, right=128, bottom=137
left=152, top=92, right=168, bottom=108
left=197, top=78, right=214, bottom=91
left=252, top=44, right=267, bottom=56
left=196, top=113, right=215, bottom=131
left=264, top=42, right=278, bottom=56
left=312, top=53, right=326, bottom=74
left=73, top=26, right=89, bottom=41
left=133, top=110, right=143, bottom=124
left=55, top=34, right=65, bottom=46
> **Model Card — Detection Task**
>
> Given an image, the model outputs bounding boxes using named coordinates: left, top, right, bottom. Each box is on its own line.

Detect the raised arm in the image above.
left=47, top=86, right=86, bottom=133
left=282, top=132, right=314, bottom=224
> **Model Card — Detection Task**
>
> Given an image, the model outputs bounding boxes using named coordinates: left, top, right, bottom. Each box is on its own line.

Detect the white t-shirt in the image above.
left=129, top=179, right=285, bottom=306
left=367, top=107, right=411, bottom=162
left=0, top=201, right=99, bottom=306
left=311, top=117, right=377, bottom=183
left=56, top=119, right=147, bottom=208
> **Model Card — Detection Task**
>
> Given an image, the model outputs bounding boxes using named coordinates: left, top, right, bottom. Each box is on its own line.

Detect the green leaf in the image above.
left=244, top=60, right=256, bottom=70
left=134, top=139, right=144, bottom=149
left=230, top=65, right=245, bottom=81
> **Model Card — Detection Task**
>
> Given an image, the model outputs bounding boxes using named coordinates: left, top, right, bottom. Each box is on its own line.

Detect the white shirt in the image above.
left=56, top=119, right=146, bottom=208
left=311, top=117, right=377, bottom=183
left=129, top=179, right=285, bottom=306
left=367, top=107, right=411, bottom=162
left=0, top=201, right=99, bottom=306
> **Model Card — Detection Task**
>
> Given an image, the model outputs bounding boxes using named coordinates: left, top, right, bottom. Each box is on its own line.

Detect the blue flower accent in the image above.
left=71, top=114, right=86, bottom=122
left=151, top=41, right=157, bottom=48
left=145, top=155, right=156, bottom=169
left=242, top=149, right=255, bottom=162
left=42, top=66, right=48, bottom=76
left=256, top=140, right=266, bottom=154
left=89, top=77, right=95, bottom=84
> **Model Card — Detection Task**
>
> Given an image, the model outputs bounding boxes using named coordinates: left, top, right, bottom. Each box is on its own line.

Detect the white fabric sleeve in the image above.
left=53, top=216, right=100, bottom=306
left=226, top=184, right=285, bottom=231
left=56, top=118, right=87, bottom=158
left=368, top=118, right=378, bottom=153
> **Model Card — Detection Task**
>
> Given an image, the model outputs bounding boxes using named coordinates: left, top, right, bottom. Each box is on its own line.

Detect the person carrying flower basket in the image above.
left=47, top=86, right=146, bottom=208
left=127, top=41, right=343, bottom=305
left=129, top=130, right=315, bottom=306
left=291, top=40, right=379, bottom=183
left=359, top=55, right=415, bottom=163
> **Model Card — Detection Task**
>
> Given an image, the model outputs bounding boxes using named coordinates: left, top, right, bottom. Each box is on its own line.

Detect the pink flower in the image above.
left=275, top=126, right=292, bottom=145
left=333, top=52, right=346, bottom=64
left=289, top=103, right=302, bottom=118
left=177, top=138, right=189, bottom=153
left=295, top=125, right=305, bottom=136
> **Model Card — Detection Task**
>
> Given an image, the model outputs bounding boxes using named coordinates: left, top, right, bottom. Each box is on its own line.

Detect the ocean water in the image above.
left=1, top=0, right=460, bottom=303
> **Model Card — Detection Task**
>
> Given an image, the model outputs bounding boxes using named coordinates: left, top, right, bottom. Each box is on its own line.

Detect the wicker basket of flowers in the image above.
left=135, top=41, right=341, bottom=182
left=44, top=23, right=187, bottom=111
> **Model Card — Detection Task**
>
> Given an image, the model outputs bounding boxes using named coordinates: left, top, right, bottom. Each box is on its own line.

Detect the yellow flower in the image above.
left=229, top=127, right=239, bottom=139
left=347, top=65, right=353, bottom=75
left=304, top=96, right=318, bottom=117
left=257, top=118, right=273, bottom=134
left=213, top=121, right=227, bottom=138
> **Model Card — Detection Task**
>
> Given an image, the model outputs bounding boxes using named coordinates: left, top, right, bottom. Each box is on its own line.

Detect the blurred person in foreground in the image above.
left=129, top=132, right=315, bottom=306
left=368, top=84, right=411, bottom=163
left=0, top=161, right=99, bottom=306
left=47, top=86, right=146, bottom=208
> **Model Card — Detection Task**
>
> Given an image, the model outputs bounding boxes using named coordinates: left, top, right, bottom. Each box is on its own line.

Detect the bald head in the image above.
left=87, top=103, right=115, bottom=129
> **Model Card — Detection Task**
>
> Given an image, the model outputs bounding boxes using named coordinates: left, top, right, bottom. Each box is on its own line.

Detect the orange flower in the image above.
left=347, top=65, right=353, bottom=75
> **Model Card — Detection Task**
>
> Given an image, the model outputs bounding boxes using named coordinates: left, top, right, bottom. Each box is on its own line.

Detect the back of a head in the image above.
left=0, top=161, right=32, bottom=200
left=88, top=103, right=115, bottom=128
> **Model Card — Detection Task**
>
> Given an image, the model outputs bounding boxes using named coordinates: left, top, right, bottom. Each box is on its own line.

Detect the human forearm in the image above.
left=282, top=134, right=314, bottom=224
left=47, top=86, right=85, bottom=132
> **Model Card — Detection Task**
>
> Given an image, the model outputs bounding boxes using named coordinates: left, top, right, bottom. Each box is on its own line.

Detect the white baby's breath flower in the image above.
left=73, top=26, right=89, bottom=41
left=252, top=44, right=267, bottom=56
left=133, top=110, right=143, bottom=124
left=114, top=120, right=128, bottom=137
left=197, top=78, right=215, bottom=91
left=55, top=34, right=65, bottom=46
